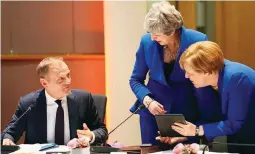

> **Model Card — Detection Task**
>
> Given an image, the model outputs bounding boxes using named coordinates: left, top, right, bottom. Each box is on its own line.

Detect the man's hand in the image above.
left=77, top=123, right=93, bottom=142
left=2, top=138, right=15, bottom=145
left=77, top=137, right=90, bottom=148
left=155, top=136, right=187, bottom=144
left=67, top=137, right=90, bottom=148
left=171, top=121, right=196, bottom=136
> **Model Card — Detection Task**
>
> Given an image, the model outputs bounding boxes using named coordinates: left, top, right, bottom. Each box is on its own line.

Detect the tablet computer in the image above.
left=155, top=114, right=186, bottom=137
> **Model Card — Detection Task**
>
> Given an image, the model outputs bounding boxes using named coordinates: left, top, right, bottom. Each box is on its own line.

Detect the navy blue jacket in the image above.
left=2, top=89, right=108, bottom=145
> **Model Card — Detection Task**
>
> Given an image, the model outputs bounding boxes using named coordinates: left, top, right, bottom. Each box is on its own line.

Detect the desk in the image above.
left=9, top=144, right=234, bottom=154
left=11, top=145, right=159, bottom=154
left=121, top=145, right=234, bottom=154
left=121, top=145, right=161, bottom=154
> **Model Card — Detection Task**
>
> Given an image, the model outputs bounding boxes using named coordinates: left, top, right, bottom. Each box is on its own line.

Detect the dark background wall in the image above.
left=1, top=1, right=104, bottom=54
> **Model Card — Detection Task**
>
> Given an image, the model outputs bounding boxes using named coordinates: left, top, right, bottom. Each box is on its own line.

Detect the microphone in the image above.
left=99, top=104, right=145, bottom=150
left=202, top=141, right=255, bottom=154
left=89, top=104, right=146, bottom=154
left=108, top=104, right=145, bottom=135
left=1, top=103, right=35, bottom=143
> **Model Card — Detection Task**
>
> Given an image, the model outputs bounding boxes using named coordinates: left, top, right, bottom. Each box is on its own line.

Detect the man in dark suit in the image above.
left=2, top=57, right=108, bottom=146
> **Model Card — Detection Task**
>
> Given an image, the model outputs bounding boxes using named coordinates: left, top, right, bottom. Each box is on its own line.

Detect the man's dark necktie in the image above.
left=55, top=100, right=64, bottom=145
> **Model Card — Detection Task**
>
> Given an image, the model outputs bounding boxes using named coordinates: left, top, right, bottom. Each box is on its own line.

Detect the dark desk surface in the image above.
left=121, top=145, right=161, bottom=154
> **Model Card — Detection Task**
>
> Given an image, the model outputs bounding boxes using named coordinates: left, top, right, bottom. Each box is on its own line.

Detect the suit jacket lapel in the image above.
left=149, top=27, right=190, bottom=85
left=35, top=89, right=47, bottom=143
left=149, top=41, right=168, bottom=86
left=170, top=26, right=187, bottom=82
left=67, top=92, right=78, bottom=139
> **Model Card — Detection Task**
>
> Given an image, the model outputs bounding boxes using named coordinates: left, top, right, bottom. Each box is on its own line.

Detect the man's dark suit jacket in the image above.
left=2, top=89, right=108, bottom=145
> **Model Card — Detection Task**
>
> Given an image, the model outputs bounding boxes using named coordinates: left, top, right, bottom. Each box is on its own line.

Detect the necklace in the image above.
left=163, top=42, right=180, bottom=63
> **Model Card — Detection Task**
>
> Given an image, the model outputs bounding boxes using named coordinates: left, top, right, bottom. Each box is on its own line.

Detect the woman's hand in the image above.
left=155, top=131, right=187, bottom=144
left=171, top=121, right=196, bottom=136
left=143, top=96, right=166, bottom=115
left=148, top=101, right=167, bottom=115
left=156, top=136, right=187, bottom=144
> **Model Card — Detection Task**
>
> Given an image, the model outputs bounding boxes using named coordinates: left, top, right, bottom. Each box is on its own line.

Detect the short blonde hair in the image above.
left=179, top=41, right=224, bottom=74
left=36, top=57, right=64, bottom=78
left=144, top=1, right=183, bottom=35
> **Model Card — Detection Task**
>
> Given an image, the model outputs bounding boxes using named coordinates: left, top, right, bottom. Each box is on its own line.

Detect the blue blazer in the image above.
left=202, top=60, right=255, bottom=143
left=129, top=27, right=220, bottom=122
left=2, top=89, right=108, bottom=144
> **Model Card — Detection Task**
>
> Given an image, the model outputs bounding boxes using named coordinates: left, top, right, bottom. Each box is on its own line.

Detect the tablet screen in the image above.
left=155, top=114, right=186, bottom=137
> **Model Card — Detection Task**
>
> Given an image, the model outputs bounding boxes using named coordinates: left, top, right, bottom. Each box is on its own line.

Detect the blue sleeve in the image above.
left=205, top=34, right=208, bottom=41
left=129, top=37, right=151, bottom=103
left=203, top=73, right=253, bottom=141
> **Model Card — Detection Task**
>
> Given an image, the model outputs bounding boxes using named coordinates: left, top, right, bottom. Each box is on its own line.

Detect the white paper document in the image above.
left=10, top=144, right=90, bottom=154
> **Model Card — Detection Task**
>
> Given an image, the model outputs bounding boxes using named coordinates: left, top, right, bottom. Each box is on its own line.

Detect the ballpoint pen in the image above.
left=39, top=143, right=59, bottom=151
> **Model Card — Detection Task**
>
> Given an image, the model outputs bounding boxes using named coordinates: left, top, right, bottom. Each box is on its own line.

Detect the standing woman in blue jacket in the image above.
left=168, top=41, right=255, bottom=153
left=129, top=1, right=220, bottom=145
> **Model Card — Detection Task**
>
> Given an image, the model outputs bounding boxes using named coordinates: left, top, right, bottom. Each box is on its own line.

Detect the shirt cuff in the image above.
left=90, top=131, right=95, bottom=144
left=3, top=133, right=15, bottom=143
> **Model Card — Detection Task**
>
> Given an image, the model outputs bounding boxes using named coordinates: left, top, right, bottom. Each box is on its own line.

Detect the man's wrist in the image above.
left=3, top=134, right=15, bottom=142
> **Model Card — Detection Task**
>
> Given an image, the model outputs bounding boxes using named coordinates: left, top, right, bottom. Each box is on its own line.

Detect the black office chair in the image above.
left=92, top=94, right=107, bottom=123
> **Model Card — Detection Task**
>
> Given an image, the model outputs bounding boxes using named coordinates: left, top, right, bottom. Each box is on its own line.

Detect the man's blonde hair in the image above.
left=179, top=41, right=224, bottom=74
left=36, top=57, right=64, bottom=78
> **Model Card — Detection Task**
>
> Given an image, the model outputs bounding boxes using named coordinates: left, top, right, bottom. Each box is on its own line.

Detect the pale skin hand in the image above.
left=148, top=101, right=167, bottom=115
left=155, top=131, right=187, bottom=144
left=142, top=96, right=167, bottom=115
left=171, top=121, right=204, bottom=136
left=76, top=123, right=93, bottom=147
left=2, top=138, right=15, bottom=145
left=76, top=137, right=90, bottom=147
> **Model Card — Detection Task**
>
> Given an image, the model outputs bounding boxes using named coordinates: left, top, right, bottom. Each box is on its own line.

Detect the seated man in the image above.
left=2, top=57, right=108, bottom=146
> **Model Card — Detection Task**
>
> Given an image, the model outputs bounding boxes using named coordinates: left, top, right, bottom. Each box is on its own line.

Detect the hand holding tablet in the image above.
left=155, top=114, right=187, bottom=137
